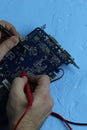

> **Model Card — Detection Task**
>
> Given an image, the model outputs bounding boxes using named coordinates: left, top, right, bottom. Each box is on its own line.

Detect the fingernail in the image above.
left=11, top=36, right=19, bottom=44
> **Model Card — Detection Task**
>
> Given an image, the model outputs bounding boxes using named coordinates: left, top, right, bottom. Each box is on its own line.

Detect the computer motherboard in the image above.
left=0, top=26, right=79, bottom=124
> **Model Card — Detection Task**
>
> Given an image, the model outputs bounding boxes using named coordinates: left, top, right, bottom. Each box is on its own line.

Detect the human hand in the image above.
left=0, top=20, right=21, bottom=61
left=7, top=75, right=54, bottom=130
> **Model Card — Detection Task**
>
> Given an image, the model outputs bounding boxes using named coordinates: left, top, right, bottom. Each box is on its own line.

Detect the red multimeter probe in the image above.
left=14, top=72, right=33, bottom=130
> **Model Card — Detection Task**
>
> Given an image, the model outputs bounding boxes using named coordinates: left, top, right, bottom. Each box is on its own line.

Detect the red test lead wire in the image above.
left=21, top=72, right=33, bottom=106
left=51, top=112, right=72, bottom=130
left=14, top=72, right=33, bottom=130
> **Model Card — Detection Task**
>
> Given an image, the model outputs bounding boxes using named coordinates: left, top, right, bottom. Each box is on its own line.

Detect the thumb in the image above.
left=0, top=36, right=19, bottom=61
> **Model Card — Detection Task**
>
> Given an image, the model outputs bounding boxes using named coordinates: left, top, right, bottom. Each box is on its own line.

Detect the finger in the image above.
left=28, top=75, right=50, bottom=95
left=28, top=75, right=50, bottom=86
left=10, top=77, right=28, bottom=104
left=0, top=36, right=19, bottom=61
left=6, top=26, right=22, bottom=38
left=0, top=20, right=21, bottom=38
left=11, top=76, right=28, bottom=92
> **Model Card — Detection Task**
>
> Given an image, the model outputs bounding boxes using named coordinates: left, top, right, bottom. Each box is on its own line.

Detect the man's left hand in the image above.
left=0, top=20, right=21, bottom=61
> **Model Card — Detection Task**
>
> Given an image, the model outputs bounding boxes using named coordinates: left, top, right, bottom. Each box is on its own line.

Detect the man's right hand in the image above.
left=7, top=75, right=54, bottom=130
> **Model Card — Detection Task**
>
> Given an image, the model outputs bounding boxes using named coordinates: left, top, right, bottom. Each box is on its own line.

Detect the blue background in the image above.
left=0, top=0, right=87, bottom=130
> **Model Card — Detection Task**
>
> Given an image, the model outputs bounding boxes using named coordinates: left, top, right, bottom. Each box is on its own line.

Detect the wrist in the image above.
left=8, top=113, right=40, bottom=130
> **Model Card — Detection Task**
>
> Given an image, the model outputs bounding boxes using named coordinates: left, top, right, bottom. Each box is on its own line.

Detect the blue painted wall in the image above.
left=0, top=0, right=87, bottom=130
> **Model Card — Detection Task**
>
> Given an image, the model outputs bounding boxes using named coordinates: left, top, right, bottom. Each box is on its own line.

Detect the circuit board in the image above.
left=0, top=27, right=79, bottom=124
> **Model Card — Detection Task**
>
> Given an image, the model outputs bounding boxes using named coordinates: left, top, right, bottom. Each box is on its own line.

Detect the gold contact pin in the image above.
left=72, top=61, right=80, bottom=69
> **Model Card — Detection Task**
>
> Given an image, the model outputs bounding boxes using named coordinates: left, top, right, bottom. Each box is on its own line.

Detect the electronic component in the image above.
left=0, top=26, right=79, bottom=124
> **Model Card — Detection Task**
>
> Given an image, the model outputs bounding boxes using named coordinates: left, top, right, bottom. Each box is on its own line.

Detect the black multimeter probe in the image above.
left=0, top=24, right=13, bottom=37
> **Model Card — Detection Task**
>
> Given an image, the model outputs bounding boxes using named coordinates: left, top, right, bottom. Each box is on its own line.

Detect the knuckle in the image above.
left=43, top=94, right=54, bottom=109
left=13, top=77, right=22, bottom=84
left=0, top=20, right=5, bottom=23
left=12, top=26, right=16, bottom=30
left=42, top=74, right=50, bottom=79
left=47, top=98, right=54, bottom=109
left=49, top=98, right=54, bottom=108
left=41, top=75, right=50, bottom=81
left=0, top=20, right=9, bottom=25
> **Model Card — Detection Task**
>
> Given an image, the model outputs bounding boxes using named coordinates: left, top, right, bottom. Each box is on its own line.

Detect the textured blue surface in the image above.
left=0, top=0, right=87, bottom=130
